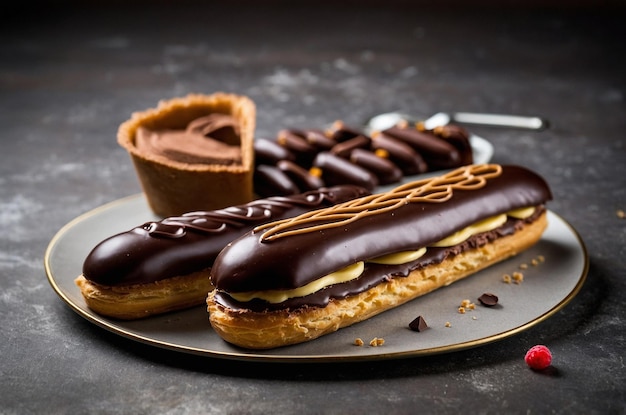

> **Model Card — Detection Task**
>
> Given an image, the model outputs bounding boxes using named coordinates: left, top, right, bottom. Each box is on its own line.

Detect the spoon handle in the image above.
left=451, top=112, right=549, bottom=131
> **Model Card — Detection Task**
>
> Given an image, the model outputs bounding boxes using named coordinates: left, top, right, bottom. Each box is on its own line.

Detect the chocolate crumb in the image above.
left=478, top=293, right=499, bottom=307
left=409, top=315, right=429, bottom=332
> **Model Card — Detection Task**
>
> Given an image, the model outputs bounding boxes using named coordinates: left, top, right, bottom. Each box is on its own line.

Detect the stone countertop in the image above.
left=1, top=3, right=624, bottom=414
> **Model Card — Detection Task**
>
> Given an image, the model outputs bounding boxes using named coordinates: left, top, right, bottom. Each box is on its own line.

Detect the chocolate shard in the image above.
left=409, top=315, right=429, bottom=332
left=478, top=293, right=499, bottom=307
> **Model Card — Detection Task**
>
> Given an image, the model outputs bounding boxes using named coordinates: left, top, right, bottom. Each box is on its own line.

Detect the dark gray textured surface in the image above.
left=1, top=3, right=625, bottom=414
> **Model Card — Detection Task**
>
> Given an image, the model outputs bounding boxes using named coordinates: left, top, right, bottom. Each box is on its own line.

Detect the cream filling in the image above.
left=430, top=214, right=507, bottom=247
left=368, top=247, right=428, bottom=264
left=508, top=206, right=536, bottom=219
left=226, top=207, right=536, bottom=303
left=228, top=261, right=365, bottom=304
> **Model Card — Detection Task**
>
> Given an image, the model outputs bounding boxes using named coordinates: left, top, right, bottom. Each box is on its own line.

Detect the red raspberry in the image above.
left=524, top=345, right=552, bottom=370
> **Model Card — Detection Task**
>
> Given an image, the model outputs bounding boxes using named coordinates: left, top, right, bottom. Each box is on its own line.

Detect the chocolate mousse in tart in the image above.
left=117, top=93, right=256, bottom=217
left=207, top=164, right=552, bottom=349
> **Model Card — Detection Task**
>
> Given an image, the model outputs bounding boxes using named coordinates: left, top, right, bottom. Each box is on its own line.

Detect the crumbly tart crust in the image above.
left=117, top=93, right=256, bottom=217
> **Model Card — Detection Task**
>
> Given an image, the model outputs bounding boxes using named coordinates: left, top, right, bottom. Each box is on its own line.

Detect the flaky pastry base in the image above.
left=75, top=269, right=213, bottom=320
left=207, top=212, right=548, bottom=349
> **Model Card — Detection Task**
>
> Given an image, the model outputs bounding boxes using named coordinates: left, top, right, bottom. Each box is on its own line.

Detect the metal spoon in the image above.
left=365, top=111, right=549, bottom=133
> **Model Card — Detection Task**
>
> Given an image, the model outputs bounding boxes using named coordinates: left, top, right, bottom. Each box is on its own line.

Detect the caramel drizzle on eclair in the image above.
left=256, top=164, right=502, bottom=242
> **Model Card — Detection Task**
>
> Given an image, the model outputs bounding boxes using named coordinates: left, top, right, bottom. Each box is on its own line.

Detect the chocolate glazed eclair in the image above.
left=207, top=164, right=552, bottom=349
left=75, top=185, right=370, bottom=320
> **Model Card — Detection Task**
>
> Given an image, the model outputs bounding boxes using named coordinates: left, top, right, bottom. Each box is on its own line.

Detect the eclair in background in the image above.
left=75, top=185, right=369, bottom=320
left=207, top=164, right=552, bottom=349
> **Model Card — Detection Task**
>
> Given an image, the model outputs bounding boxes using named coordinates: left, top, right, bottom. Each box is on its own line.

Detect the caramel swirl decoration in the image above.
left=256, top=164, right=503, bottom=242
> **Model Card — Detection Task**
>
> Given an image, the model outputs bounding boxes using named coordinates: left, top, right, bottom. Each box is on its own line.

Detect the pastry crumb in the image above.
left=519, top=263, right=528, bottom=270
left=457, top=299, right=476, bottom=314
left=354, top=338, right=364, bottom=346
left=445, top=322, right=451, bottom=328
left=369, top=337, right=385, bottom=347
left=513, top=272, right=524, bottom=284
left=503, top=274, right=512, bottom=284
left=617, top=209, right=625, bottom=219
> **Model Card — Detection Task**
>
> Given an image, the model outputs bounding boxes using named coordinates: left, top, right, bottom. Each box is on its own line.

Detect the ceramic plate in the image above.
left=45, top=195, right=587, bottom=362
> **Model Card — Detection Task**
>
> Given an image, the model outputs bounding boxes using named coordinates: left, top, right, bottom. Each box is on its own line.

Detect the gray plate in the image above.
left=45, top=194, right=588, bottom=362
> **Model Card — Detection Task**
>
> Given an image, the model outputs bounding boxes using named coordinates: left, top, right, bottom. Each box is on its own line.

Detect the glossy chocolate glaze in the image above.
left=213, top=210, right=542, bottom=312
left=254, top=164, right=300, bottom=197
left=305, top=130, right=336, bottom=151
left=313, top=151, right=378, bottom=191
left=254, top=138, right=295, bottom=166
left=433, top=124, right=474, bottom=166
left=371, top=133, right=427, bottom=175
left=82, top=185, right=370, bottom=286
left=382, top=126, right=461, bottom=169
left=277, top=130, right=317, bottom=167
left=330, top=135, right=371, bottom=158
left=327, top=121, right=362, bottom=142
left=349, top=148, right=403, bottom=185
left=211, top=165, right=552, bottom=293
left=277, top=160, right=325, bottom=191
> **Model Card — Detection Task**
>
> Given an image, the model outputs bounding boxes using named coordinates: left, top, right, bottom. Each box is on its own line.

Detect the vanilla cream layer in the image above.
left=227, top=207, right=536, bottom=304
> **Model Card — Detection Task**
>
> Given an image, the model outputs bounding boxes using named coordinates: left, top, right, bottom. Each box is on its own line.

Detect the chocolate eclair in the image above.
left=75, top=185, right=370, bottom=320
left=207, top=164, right=552, bottom=349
